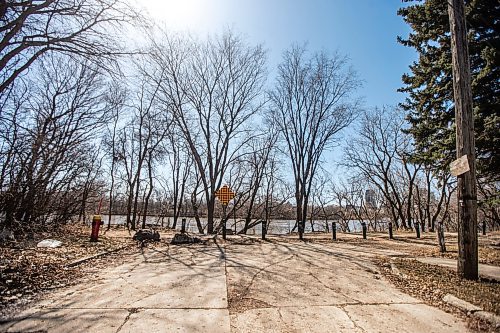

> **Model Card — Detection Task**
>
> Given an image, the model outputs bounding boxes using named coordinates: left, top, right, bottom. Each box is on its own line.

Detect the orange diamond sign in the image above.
left=215, top=185, right=235, bottom=206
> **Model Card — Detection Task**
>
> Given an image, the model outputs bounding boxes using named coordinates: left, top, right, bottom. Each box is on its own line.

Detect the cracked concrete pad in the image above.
left=143, top=246, right=225, bottom=268
left=38, top=253, right=227, bottom=309
left=231, top=306, right=362, bottom=333
left=226, top=242, right=416, bottom=307
left=344, top=303, right=467, bottom=333
left=0, top=308, right=129, bottom=333
left=120, top=309, right=230, bottom=333
left=225, top=243, right=294, bottom=269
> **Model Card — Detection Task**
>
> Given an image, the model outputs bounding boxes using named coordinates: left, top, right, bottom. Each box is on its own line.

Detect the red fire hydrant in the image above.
left=90, top=215, right=103, bottom=242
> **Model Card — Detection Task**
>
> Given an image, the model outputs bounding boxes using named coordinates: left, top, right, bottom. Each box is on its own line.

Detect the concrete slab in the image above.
left=443, top=293, right=482, bottom=312
left=0, top=244, right=229, bottom=333
left=35, top=277, right=226, bottom=310
left=120, top=309, right=230, bottom=333
left=231, top=306, right=362, bottom=333
left=226, top=242, right=417, bottom=307
left=0, top=309, right=129, bottom=333
left=416, top=257, right=500, bottom=281
left=36, top=252, right=227, bottom=309
left=0, top=240, right=471, bottom=333
left=226, top=241, right=468, bottom=333
left=344, top=303, right=467, bottom=333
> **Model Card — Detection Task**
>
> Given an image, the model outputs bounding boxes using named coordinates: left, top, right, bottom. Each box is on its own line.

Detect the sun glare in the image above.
left=135, top=0, right=208, bottom=31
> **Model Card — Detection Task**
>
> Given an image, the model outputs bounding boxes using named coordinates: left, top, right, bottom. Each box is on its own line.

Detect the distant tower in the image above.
left=365, top=189, right=376, bottom=208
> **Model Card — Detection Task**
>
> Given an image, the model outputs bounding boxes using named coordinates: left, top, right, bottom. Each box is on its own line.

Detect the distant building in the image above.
left=365, top=189, right=377, bottom=208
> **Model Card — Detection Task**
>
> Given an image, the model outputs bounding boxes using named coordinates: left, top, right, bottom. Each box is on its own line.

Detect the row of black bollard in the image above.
left=330, top=221, right=366, bottom=240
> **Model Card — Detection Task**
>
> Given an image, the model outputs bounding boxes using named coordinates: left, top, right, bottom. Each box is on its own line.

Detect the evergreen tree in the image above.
left=398, top=0, right=499, bottom=183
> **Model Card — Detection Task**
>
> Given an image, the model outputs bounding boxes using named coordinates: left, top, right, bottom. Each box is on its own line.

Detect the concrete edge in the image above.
left=65, top=245, right=128, bottom=267
left=442, top=293, right=500, bottom=328
left=472, top=311, right=500, bottom=328
left=442, top=294, right=481, bottom=312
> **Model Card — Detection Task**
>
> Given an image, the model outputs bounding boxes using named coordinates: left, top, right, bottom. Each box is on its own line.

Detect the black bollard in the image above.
left=482, top=221, right=486, bottom=235
left=223, top=219, right=227, bottom=240
left=332, top=222, right=337, bottom=240
left=437, top=221, right=446, bottom=252
left=262, top=220, right=266, bottom=240
left=388, top=222, right=393, bottom=240
left=181, top=218, right=186, bottom=233
left=361, top=222, right=367, bottom=239
left=415, top=222, right=420, bottom=239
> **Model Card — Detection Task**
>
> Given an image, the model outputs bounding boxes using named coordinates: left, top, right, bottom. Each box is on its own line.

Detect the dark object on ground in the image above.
left=133, top=229, right=160, bottom=242
left=0, top=228, right=15, bottom=242
left=171, top=233, right=201, bottom=245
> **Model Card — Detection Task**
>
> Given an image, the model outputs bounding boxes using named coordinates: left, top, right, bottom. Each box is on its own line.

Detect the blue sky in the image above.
left=138, top=0, right=417, bottom=108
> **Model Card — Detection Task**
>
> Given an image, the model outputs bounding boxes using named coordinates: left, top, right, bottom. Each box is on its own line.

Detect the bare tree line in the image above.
left=1, top=2, right=496, bottom=240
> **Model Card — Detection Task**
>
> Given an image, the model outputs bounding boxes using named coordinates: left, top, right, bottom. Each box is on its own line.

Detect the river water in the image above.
left=99, top=215, right=365, bottom=235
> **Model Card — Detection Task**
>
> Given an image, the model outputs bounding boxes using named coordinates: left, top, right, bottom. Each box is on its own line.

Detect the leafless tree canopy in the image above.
left=342, top=107, right=454, bottom=231
left=0, top=57, right=117, bottom=230
left=1, top=4, right=486, bottom=238
left=149, top=30, right=267, bottom=234
left=269, top=45, right=361, bottom=238
left=0, top=0, right=138, bottom=93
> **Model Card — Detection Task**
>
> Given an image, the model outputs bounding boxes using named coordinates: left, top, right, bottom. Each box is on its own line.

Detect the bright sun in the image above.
left=135, top=0, right=208, bottom=31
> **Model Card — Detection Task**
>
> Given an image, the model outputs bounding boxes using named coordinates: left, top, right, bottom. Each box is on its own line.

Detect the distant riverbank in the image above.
left=96, top=215, right=367, bottom=235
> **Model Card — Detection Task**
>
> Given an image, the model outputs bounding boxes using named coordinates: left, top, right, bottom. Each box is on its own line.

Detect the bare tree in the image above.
left=150, top=30, right=267, bottom=234
left=116, top=65, right=170, bottom=230
left=227, top=129, right=277, bottom=234
left=413, top=165, right=454, bottom=233
left=166, top=131, right=192, bottom=230
left=269, top=45, right=360, bottom=239
left=0, top=56, right=116, bottom=233
left=103, top=86, right=125, bottom=230
left=329, top=182, right=353, bottom=232
left=0, top=0, right=140, bottom=94
left=344, top=107, right=414, bottom=229
left=312, top=172, right=336, bottom=232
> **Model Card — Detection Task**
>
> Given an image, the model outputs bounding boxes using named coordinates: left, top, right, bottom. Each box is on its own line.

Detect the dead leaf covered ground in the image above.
left=377, top=257, right=500, bottom=333
left=0, top=225, right=137, bottom=317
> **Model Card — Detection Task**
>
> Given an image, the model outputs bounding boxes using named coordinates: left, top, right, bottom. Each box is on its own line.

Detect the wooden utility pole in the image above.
left=447, top=0, right=478, bottom=280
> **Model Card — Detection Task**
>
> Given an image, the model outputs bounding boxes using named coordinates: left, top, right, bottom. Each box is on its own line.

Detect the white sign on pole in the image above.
left=450, top=154, right=470, bottom=177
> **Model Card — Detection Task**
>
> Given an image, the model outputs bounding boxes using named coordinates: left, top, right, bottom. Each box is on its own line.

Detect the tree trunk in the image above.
left=141, top=155, right=155, bottom=229
left=207, top=195, right=216, bottom=234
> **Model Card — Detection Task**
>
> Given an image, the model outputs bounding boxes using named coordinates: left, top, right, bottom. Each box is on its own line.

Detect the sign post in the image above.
left=215, top=185, right=236, bottom=240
